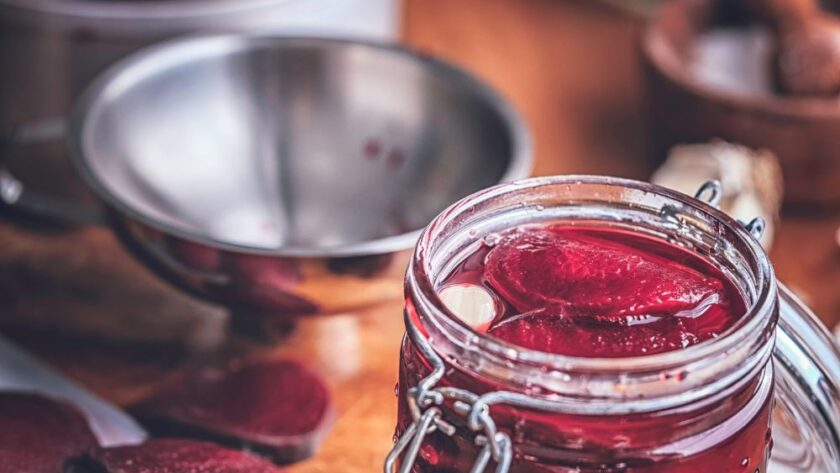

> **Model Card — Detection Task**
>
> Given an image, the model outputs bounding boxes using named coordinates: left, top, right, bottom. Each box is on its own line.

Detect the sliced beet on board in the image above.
left=64, top=439, right=285, bottom=473
left=131, top=359, right=333, bottom=464
left=0, top=392, right=99, bottom=473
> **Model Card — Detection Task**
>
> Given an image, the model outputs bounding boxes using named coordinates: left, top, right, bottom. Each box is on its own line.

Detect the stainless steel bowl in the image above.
left=68, top=35, right=531, bottom=318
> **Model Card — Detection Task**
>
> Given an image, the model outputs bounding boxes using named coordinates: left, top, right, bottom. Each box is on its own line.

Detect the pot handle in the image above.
left=0, top=119, right=104, bottom=225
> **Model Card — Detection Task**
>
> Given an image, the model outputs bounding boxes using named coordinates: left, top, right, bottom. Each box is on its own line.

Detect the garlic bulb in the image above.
left=652, top=141, right=784, bottom=248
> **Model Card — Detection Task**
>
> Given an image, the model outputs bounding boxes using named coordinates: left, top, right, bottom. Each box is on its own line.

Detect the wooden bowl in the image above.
left=643, top=0, right=840, bottom=207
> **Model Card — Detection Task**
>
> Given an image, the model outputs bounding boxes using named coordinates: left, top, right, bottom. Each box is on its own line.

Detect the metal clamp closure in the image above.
left=384, top=311, right=514, bottom=473
left=693, top=179, right=766, bottom=240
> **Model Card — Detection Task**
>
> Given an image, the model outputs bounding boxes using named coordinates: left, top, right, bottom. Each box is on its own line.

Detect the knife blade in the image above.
left=0, top=333, right=147, bottom=447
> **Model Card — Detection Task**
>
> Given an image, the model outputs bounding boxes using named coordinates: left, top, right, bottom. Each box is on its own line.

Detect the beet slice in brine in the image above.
left=64, top=439, right=284, bottom=473
left=131, top=359, right=333, bottom=463
left=484, top=227, right=726, bottom=318
left=472, top=226, right=747, bottom=357
left=487, top=308, right=705, bottom=357
left=0, top=392, right=99, bottom=473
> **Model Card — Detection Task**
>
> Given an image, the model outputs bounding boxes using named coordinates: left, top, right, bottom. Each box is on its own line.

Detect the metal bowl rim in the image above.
left=68, top=34, right=533, bottom=258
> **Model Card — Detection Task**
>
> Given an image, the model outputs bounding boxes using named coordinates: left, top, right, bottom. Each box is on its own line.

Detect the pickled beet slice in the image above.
left=64, top=439, right=284, bottom=473
left=488, top=309, right=703, bottom=357
left=132, top=359, right=333, bottom=464
left=0, top=392, right=99, bottom=473
left=484, top=227, right=725, bottom=319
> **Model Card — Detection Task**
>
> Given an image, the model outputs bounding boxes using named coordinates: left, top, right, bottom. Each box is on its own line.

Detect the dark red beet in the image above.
left=64, top=439, right=284, bottom=473
left=488, top=309, right=704, bottom=357
left=132, top=360, right=333, bottom=463
left=443, top=226, right=747, bottom=357
left=485, top=227, right=724, bottom=318
left=0, top=392, right=99, bottom=473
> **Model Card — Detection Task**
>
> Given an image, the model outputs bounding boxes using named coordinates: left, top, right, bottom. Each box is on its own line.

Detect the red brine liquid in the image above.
left=398, top=225, right=773, bottom=472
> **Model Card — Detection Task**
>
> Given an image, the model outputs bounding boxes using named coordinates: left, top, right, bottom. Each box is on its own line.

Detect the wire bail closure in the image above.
left=386, top=180, right=766, bottom=473
left=693, top=179, right=766, bottom=240
left=384, top=311, right=514, bottom=473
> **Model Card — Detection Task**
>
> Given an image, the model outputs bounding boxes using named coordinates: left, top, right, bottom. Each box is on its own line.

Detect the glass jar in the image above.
left=388, top=176, right=840, bottom=473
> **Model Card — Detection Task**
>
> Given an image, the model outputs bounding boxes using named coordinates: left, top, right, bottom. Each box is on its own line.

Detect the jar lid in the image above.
left=771, top=285, right=840, bottom=471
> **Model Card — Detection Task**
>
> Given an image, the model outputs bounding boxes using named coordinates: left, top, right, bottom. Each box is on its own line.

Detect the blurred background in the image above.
left=1, top=1, right=840, bottom=472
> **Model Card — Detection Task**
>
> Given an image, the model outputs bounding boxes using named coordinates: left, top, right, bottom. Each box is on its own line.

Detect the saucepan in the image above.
left=0, top=0, right=401, bottom=132
left=0, top=36, right=532, bottom=320
left=0, top=0, right=402, bottom=207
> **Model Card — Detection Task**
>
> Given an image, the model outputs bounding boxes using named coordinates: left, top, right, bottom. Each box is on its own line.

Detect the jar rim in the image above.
left=408, top=175, right=778, bottom=378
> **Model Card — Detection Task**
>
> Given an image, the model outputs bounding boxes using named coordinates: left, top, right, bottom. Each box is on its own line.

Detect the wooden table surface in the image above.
left=1, top=1, right=839, bottom=472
